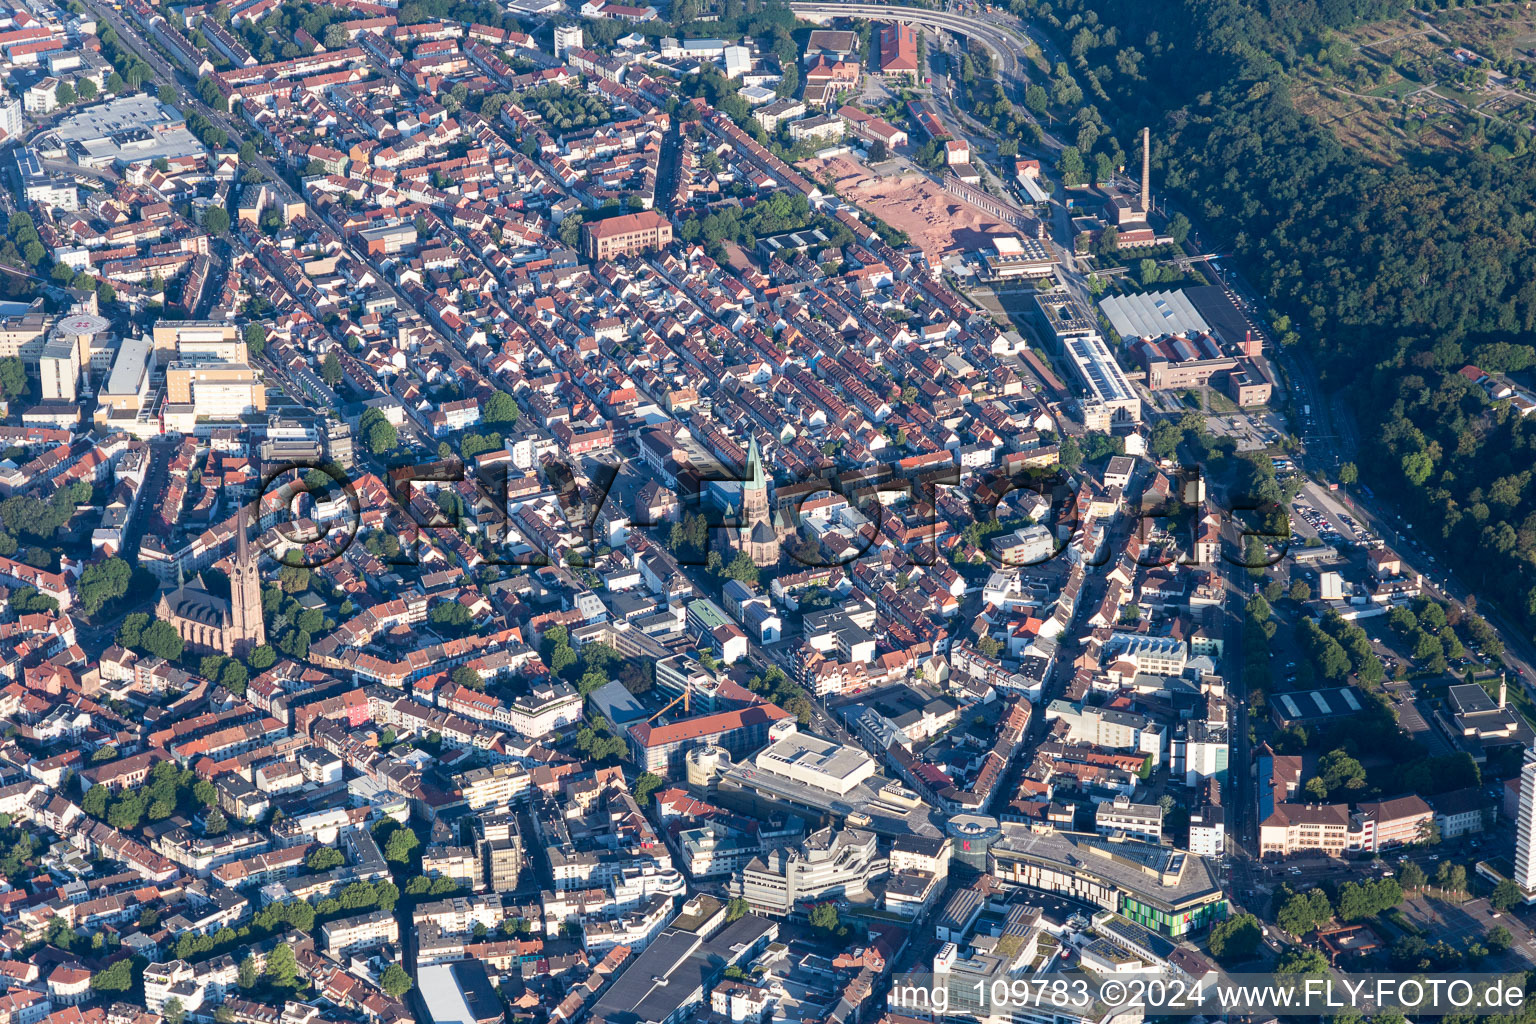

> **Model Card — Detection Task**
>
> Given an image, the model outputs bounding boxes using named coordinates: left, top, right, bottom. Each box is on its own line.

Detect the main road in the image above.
left=787, top=1, right=1035, bottom=80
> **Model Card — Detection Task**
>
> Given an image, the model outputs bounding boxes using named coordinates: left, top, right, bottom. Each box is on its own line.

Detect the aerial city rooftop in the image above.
left=0, top=0, right=1528, bottom=1021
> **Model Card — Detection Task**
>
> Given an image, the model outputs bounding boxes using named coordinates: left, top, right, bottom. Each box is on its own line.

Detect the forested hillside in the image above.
left=1018, top=0, right=1536, bottom=633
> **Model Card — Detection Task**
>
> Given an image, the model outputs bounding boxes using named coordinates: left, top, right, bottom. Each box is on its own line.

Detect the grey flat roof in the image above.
left=590, top=915, right=777, bottom=1024
left=105, top=336, right=151, bottom=396
left=1272, top=686, right=1364, bottom=722
left=1099, top=289, right=1210, bottom=341
left=990, top=826, right=1222, bottom=912
left=1449, top=682, right=1496, bottom=715
left=756, top=732, right=873, bottom=785
left=590, top=680, right=648, bottom=725
left=53, top=95, right=180, bottom=142
left=595, top=928, right=704, bottom=1021
left=717, top=757, right=942, bottom=839
left=419, top=963, right=476, bottom=1024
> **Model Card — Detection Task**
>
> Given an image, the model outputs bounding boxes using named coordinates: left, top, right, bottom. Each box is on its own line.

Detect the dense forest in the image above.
left=1016, top=0, right=1536, bottom=638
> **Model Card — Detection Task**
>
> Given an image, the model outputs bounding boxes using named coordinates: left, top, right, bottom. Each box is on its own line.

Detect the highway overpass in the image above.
left=787, top=1, right=1032, bottom=79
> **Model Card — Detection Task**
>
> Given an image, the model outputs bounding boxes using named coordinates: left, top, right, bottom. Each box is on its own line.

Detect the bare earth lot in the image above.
left=799, top=153, right=1013, bottom=259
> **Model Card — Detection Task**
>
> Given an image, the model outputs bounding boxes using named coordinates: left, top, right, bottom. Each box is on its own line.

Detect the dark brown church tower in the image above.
left=229, top=500, right=265, bottom=658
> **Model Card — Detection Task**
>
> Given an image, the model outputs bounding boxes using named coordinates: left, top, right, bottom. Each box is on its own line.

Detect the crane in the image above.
left=645, top=684, right=691, bottom=723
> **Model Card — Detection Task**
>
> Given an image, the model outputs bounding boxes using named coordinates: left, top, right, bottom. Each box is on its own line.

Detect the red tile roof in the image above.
left=628, top=702, right=789, bottom=748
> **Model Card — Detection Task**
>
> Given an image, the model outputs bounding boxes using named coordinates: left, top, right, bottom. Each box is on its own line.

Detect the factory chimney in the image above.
left=1140, top=126, right=1151, bottom=215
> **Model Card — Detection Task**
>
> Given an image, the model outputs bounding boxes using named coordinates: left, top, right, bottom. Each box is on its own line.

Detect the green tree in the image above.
left=1246, top=594, right=1271, bottom=622
left=82, top=784, right=108, bottom=818
left=264, top=943, right=298, bottom=988
left=321, top=352, right=343, bottom=387
left=451, top=665, right=484, bottom=691
left=140, top=619, right=184, bottom=661
left=484, top=390, right=520, bottom=425
left=633, top=771, right=664, bottom=805
left=1277, top=889, right=1333, bottom=936
left=1058, top=145, right=1085, bottom=187
left=77, top=557, right=131, bottom=615
left=162, top=998, right=186, bottom=1024
left=1337, top=878, right=1403, bottom=921
left=159, top=84, right=177, bottom=105
left=726, top=897, right=750, bottom=922
left=221, top=661, right=248, bottom=695
left=0, top=357, right=24, bottom=399
left=1276, top=946, right=1330, bottom=979
left=55, top=81, right=75, bottom=105
left=429, top=597, right=472, bottom=628
left=723, top=550, right=761, bottom=585
left=238, top=955, right=259, bottom=989
left=90, top=959, right=134, bottom=994
left=1316, top=748, right=1366, bottom=797
left=360, top=408, right=397, bottom=455
left=384, top=827, right=420, bottom=865
left=1168, top=212, right=1191, bottom=244
left=1412, top=629, right=1444, bottom=664
left=244, top=323, right=267, bottom=358
left=1435, top=861, right=1468, bottom=893
left=1058, top=433, right=1083, bottom=472
left=204, top=206, right=230, bottom=235
left=77, top=78, right=97, bottom=101
left=1490, top=878, right=1522, bottom=912
left=307, top=847, right=344, bottom=872
left=381, top=963, right=413, bottom=998
left=1402, top=450, right=1434, bottom=486
left=808, top=902, right=840, bottom=934
left=1208, top=912, right=1261, bottom=962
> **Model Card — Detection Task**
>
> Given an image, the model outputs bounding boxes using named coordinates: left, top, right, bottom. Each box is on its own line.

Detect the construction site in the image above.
left=800, top=152, right=1020, bottom=258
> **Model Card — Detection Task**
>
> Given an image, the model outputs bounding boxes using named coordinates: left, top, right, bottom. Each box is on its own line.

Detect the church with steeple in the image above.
left=731, top=437, right=780, bottom=567
left=156, top=501, right=266, bottom=658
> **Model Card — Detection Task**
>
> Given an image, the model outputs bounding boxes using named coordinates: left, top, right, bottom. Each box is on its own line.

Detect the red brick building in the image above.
left=582, top=210, right=672, bottom=261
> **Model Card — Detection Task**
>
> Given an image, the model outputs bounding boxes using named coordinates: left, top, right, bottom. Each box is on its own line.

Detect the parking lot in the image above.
left=1203, top=410, right=1287, bottom=453
left=1381, top=679, right=1452, bottom=754
left=1290, top=482, right=1372, bottom=548
left=1395, top=893, right=1536, bottom=970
